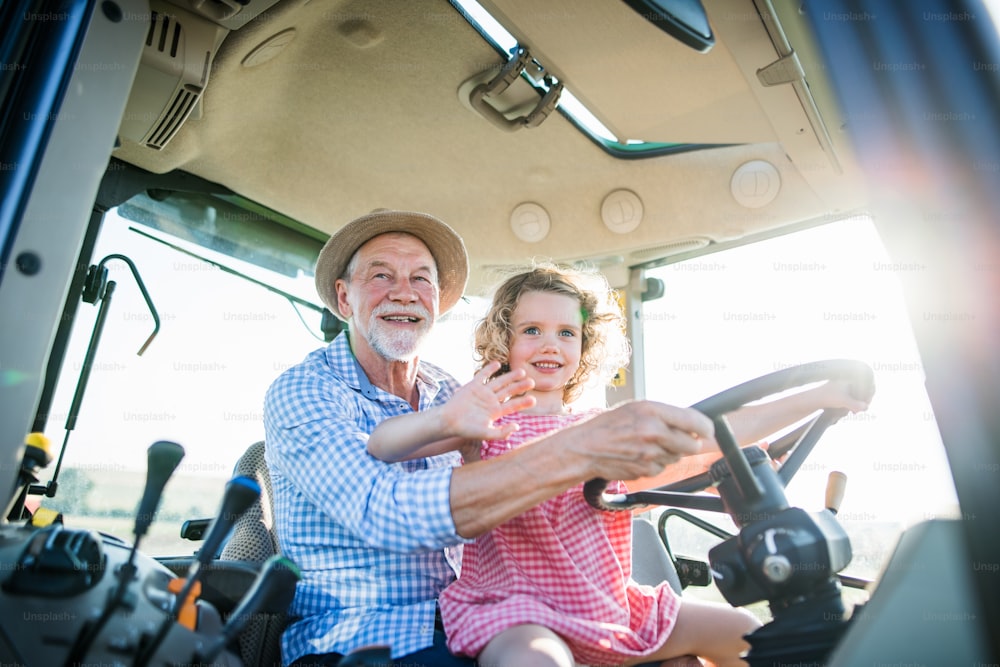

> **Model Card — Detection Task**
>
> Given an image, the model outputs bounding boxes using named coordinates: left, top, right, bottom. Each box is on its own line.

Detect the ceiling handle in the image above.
left=468, top=47, right=564, bottom=131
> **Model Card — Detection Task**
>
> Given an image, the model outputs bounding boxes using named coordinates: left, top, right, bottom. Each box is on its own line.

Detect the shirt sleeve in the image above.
left=264, top=366, right=465, bottom=553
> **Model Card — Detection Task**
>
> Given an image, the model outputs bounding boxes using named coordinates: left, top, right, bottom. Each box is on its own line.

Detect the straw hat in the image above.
left=314, top=209, right=469, bottom=320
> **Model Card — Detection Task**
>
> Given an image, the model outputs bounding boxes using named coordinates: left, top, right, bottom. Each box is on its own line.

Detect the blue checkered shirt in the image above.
left=264, top=332, right=467, bottom=662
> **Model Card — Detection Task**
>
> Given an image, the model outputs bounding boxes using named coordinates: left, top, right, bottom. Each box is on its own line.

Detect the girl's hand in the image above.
left=439, top=361, right=536, bottom=441
left=815, top=378, right=874, bottom=413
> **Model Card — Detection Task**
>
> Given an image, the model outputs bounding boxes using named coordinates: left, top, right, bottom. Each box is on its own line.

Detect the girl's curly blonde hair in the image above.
left=474, top=263, right=631, bottom=404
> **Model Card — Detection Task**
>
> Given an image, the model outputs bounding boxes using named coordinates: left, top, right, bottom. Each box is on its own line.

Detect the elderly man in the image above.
left=264, top=209, right=714, bottom=666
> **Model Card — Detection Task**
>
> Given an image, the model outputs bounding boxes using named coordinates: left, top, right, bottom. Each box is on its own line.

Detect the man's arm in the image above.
left=267, top=358, right=712, bottom=546
left=448, top=400, right=714, bottom=538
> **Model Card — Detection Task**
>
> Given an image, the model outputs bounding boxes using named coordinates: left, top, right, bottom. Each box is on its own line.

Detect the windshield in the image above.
left=639, top=216, right=958, bottom=586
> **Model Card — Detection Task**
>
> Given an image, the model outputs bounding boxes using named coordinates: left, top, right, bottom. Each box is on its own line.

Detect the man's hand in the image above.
left=562, top=400, right=715, bottom=482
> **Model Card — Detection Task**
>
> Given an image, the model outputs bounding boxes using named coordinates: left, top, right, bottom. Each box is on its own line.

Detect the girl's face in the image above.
left=507, top=290, right=583, bottom=406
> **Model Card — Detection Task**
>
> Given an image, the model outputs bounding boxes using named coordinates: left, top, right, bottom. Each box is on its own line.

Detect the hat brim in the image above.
left=314, top=210, right=469, bottom=321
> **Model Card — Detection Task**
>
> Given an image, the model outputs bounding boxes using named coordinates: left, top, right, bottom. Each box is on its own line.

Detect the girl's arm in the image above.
left=626, top=379, right=872, bottom=490
left=366, top=414, right=475, bottom=462
left=367, top=362, right=536, bottom=462
left=724, top=377, right=871, bottom=446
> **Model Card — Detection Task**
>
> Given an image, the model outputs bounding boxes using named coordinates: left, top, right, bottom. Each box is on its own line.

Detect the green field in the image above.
left=34, top=467, right=230, bottom=556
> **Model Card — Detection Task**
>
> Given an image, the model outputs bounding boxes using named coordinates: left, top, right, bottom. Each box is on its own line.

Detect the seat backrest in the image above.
left=221, top=440, right=278, bottom=562
left=219, top=441, right=286, bottom=666
left=631, top=515, right=684, bottom=595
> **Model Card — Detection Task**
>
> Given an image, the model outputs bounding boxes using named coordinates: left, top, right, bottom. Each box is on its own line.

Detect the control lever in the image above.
left=64, top=441, right=184, bottom=667
left=824, top=471, right=847, bottom=515
left=133, top=442, right=186, bottom=539
left=134, top=475, right=260, bottom=667
left=195, top=555, right=301, bottom=664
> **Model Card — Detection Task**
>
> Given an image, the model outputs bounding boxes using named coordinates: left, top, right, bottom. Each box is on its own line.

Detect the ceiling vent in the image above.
left=118, top=0, right=228, bottom=150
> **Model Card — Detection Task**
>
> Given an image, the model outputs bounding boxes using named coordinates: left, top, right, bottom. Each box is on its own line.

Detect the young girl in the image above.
left=368, top=264, right=869, bottom=667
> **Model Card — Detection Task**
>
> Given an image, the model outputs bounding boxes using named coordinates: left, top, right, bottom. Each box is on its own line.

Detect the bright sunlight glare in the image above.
left=642, top=218, right=958, bottom=540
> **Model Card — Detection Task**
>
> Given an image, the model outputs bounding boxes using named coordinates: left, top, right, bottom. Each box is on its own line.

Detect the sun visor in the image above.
left=475, top=0, right=777, bottom=145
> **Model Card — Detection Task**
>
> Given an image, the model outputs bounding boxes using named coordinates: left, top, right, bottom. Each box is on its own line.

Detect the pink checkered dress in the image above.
left=439, top=411, right=681, bottom=665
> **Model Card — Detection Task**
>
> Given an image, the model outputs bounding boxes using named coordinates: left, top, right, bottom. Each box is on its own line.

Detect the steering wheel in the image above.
left=584, top=359, right=875, bottom=516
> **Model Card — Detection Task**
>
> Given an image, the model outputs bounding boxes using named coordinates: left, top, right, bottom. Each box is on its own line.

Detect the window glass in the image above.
left=37, top=210, right=324, bottom=555
left=640, top=217, right=958, bottom=594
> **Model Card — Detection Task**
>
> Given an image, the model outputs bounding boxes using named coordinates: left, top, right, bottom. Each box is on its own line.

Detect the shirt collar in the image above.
left=348, top=337, right=380, bottom=400
left=332, top=331, right=443, bottom=406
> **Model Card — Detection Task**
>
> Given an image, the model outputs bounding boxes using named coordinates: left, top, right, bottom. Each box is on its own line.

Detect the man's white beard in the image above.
left=367, top=304, right=433, bottom=361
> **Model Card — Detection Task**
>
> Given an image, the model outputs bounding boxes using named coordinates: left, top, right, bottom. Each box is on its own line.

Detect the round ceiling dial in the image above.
left=730, top=160, right=781, bottom=209
left=510, top=202, right=551, bottom=243
left=601, top=189, right=643, bottom=234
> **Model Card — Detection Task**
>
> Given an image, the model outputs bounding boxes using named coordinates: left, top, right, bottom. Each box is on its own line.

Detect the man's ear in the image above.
left=335, top=279, right=352, bottom=319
